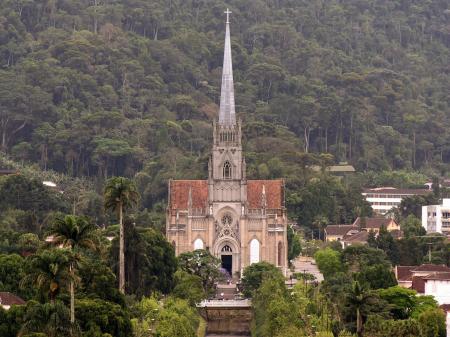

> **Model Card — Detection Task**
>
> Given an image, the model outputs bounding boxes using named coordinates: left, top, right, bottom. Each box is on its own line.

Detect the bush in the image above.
left=241, top=262, right=284, bottom=297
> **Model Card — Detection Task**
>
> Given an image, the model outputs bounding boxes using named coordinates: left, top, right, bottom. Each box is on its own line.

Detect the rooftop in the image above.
left=396, top=266, right=414, bottom=281
left=325, top=225, right=358, bottom=236
left=168, top=179, right=284, bottom=210
left=411, top=264, right=450, bottom=273
left=353, top=217, right=397, bottom=229
left=0, top=292, right=26, bottom=306
left=343, top=230, right=369, bottom=243
left=362, top=187, right=430, bottom=195
left=422, top=272, right=450, bottom=281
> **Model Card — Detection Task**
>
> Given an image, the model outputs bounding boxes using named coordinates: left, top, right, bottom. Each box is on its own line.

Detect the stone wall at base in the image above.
left=199, top=307, right=252, bottom=336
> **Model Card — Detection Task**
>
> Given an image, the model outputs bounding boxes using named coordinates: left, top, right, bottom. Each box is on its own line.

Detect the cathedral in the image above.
left=166, top=10, right=288, bottom=277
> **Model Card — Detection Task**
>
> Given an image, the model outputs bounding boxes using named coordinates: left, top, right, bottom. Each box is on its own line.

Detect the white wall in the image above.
left=424, top=280, right=450, bottom=305
left=447, top=312, right=450, bottom=337
left=422, top=199, right=450, bottom=234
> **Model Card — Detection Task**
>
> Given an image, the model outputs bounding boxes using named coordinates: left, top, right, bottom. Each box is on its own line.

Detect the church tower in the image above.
left=209, top=8, right=246, bottom=205
left=166, top=9, right=288, bottom=278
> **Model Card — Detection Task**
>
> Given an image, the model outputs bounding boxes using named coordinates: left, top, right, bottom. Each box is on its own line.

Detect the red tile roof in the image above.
left=396, top=266, right=414, bottom=281
left=0, top=292, right=25, bottom=306
left=422, top=272, right=450, bottom=281
left=325, top=225, right=358, bottom=236
left=169, top=180, right=208, bottom=209
left=353, top=217, right=397, bottom=229
left=168, top=179, right=284, bottom=210
left=411, top=264, right=450, bottom=273
left=247, top=180, right=284, bottom=209
left=343, top=231, right=369, bottom=243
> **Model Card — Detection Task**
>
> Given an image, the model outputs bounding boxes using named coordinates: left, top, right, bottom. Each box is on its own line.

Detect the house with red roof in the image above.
left=324, top=225, right=359, bottom=242
left=0, top=292, right=25, bottom=310
left=352, top=216, right=401, bottom=234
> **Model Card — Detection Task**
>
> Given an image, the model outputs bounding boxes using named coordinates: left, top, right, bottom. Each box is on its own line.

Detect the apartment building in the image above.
left=362, top=187, right=430, bottom=215
left=422, top=199, right=450, bottom=235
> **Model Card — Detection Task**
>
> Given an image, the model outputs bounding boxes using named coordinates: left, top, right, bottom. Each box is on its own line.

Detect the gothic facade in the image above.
left=166, top=10, right=288, bottom=277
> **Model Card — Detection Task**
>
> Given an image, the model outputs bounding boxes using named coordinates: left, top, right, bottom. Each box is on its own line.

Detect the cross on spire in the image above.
left=225, top=8, right=232, bottom=24
left=219, top=7, right=236, bottom=126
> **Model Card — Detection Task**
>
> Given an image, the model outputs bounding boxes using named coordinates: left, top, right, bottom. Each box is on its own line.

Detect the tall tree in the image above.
left=104, top=177, right=139, bottom=294
left=46, top=215, right=99, bottom=325
left=21, top=249, right=72, bottom=305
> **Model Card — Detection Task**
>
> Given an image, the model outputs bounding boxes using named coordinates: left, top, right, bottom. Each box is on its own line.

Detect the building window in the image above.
left=250, top=239, right=260, bottom=264
left=223, top=161, right=232, bottom=179
left=277, top=242, right=283, bottom=266
left=194, top=238, right=204, bottom=250
left=222, top=245, right=232, bottom=252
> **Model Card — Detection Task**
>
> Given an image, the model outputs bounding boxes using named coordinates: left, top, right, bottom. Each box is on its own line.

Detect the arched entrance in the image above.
left=221, top=245, right=233, bottom=275
left=213, top=238, right=240, bottom=277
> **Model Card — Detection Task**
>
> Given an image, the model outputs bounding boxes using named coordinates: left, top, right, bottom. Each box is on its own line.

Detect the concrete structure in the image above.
left=166, top=10, right=288, bottom=277
left=362, top=187, right=430, bottom=215
left=422, top=198, right=450, bottom=235
left=198, top=300, right=252, bottom=336
left=0, top=292, right=25, bottom=310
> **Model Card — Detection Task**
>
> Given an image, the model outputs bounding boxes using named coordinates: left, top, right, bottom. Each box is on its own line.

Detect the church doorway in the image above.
left=221, top=244, right=233, bottom=277
left=221, top=255, right=232, bottom=276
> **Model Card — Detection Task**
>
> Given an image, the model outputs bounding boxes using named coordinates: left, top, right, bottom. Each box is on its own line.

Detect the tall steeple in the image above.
left=219, top=8, right=236, bottom=126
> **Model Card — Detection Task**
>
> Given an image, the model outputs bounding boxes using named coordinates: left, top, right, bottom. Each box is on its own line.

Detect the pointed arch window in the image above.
left=223, top=161, right=232, bottom=179
left=194, top=238, right=204, bottom=250
left=221, top=245, right=232, bottom=252
left=250, top=239, right=260, bottom=264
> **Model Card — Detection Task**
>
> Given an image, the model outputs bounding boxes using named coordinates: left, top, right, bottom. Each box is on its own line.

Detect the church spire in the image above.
left=219, top=8, right=236, bottom=126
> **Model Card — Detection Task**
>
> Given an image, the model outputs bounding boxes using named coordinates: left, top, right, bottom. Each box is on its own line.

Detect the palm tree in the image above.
left=346, top=281, right=375, bottom=337
left=46, top=215, right=99, bottom=325
left=19, top=300, right=72, bottom=337
left=104, top=176, right=139, bottom=294
left=21, top=249, right=73, bottom=304
left=313, top=215, right=329, bottom=241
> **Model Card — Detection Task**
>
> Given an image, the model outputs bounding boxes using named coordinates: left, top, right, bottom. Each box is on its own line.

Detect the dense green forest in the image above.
left=1, top=0, right=449, bottom=229
left=0, top=2, right=449, bottom=336
left=1, top=0, right=449, bottom=181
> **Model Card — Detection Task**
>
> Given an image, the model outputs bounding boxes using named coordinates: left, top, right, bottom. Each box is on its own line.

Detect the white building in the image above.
left=422, top=199, right=450, bottom=235
left=362, top=187, right=430, bottom=215
left=421, top=273, right=450, bottom=305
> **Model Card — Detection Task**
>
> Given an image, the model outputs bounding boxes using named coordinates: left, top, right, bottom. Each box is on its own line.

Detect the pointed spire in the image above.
left=219, top=8, right=236, bottom=126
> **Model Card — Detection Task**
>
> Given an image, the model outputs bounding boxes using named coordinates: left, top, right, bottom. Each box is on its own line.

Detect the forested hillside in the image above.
left=0, top=0, right=449, bottom=213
